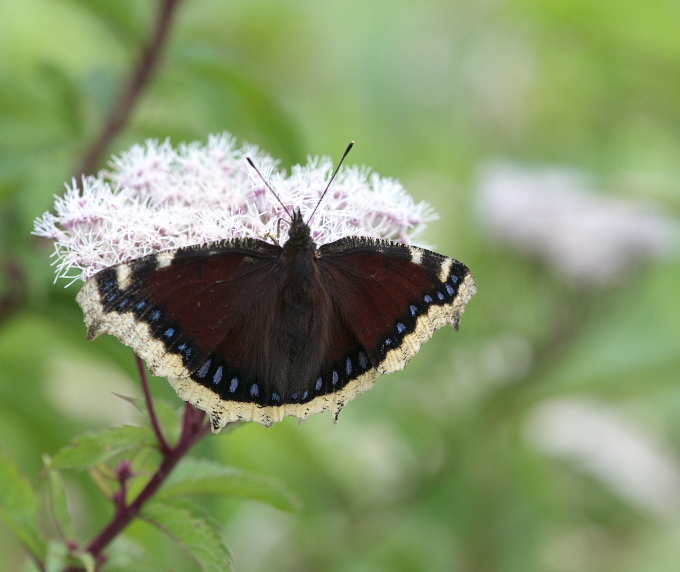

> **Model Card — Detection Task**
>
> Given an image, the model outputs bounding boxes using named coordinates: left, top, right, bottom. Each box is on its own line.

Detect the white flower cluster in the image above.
left=476, top=163, right=679, bottom=285
left=34, top=133, right=437, bottom=284
left=527, top=398, right=680, bottom=517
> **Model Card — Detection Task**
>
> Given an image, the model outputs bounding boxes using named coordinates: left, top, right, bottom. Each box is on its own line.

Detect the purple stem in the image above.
left=136, top=355, right=171, bottom=455
left=75, top=0, right=184, bottom=177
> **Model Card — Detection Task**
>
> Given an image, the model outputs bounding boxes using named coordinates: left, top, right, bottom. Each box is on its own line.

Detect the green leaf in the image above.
left=73, top=552, right=97, bottom=572
left=157, top=457, right=300, bottom=512
left=43, top=455, right=75, bottom=540
left=142, top=501, right=233, bottom=572
left=0, top=448, right=46, bottom=559
left=50, top=425, right=156, bottom=470
left=100, top=536, right=146, bottom=572
left=39, top=540, right=97, bottom=572
left=42, top=540, right=68, bottom=572
left=113, top=393, right=183, bottom=444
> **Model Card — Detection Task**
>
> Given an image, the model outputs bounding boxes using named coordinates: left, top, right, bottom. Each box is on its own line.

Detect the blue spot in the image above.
left=437, top=291, right=445, bottom=300
left=332, top=370, right=339, bottom=385
left=272, top=392, right=281, bottom=402
left=292, top=392, right=299, bottom=400
left=102, top=280, right=115, bottom=292
left=315, top=378, right=323, bottom=391
left=213, top=366, right=223, bottom=385
left=450, top=274, right=459, bottom=284
left=380, top=338, right=393, bottom=355
left=250, top=384, right=259, bottom=397
left=229, top=378, right=238, bottom=393
left=151, top=310, right=162, bottom=321
left=164, top=328, right=175, bottom=338
left=105, top=292, right=118, bottom=303
left=302, top=390, right=309, bottom=400
left=346, top=357, right=352, bottom=376
left=445, top=284, right=455, bottom=296
left=118, top=297, right=130, bottom=308
left=424, top=295, right=433, bottom=304
left=397, top=322, right=406, bottom=333
left=136, top=300, right=147, bottom=310
left=178, top=343, right=186, bottom=352
left=410, top=305, right=418, bottom=316
left=197, top=359, right=211, bottom=379
left=358, top=351, right=368, bottom=369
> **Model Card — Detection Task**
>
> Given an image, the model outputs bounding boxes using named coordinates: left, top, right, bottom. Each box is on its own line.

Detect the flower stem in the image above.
left=136, top=355, right=171, bottom=455
left=76, top=0, right=184, bottom=176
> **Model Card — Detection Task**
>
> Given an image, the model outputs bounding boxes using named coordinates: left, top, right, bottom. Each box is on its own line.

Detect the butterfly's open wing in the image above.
left=304, top=237, right=476, bottom=419
left=77, top=238, right=294, bottom=430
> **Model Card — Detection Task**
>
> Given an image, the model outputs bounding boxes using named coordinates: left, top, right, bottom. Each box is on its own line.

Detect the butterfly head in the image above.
left=283, top=208, right=316, bottom=254
left=247, top=142, right=354, bottom=254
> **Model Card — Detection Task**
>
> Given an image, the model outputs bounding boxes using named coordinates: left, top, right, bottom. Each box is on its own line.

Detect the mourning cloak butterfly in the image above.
left=76, top=154, right=476, bottom=432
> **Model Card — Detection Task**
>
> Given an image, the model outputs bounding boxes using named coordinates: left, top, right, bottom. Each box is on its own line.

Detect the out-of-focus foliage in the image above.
left=1, top=0, right=679, bottom=570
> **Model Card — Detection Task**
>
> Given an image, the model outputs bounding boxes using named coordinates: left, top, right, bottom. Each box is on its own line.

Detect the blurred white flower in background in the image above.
left=33, top=133, right=436, bottom=284
left=526, top=397, right=680, bottom=518
left=476, top=163, right=679, bottom=284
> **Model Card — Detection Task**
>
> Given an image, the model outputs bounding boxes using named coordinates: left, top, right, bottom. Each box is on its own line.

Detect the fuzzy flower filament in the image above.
left=34, top=133, right=438, bottom=284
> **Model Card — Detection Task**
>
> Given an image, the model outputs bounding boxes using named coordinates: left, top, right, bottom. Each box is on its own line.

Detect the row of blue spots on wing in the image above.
left=139, top=306, right=213, bottom=374
left=188, top=344, right=373, bottom=406
left=311, top=346, right=372, bottom=400
left=376, top=269, right=462, bottom=358
left=190, top=354, right=274, bottom=405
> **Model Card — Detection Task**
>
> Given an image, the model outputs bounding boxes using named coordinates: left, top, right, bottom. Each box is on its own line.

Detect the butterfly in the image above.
left=76, top=147, right=476, bottom=432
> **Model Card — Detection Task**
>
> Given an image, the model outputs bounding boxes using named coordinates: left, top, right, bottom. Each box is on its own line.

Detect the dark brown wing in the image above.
left=76, top=238, right=297, bottom=428
left=314, top=236, right=475, bottom=381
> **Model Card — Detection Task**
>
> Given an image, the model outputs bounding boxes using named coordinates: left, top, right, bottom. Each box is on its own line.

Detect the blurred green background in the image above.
left=1, top=0, right=680, bottom=570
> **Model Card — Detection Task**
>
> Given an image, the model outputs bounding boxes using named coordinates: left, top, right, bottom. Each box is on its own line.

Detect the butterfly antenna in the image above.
left=309, top=141, right=354, bottom=222
left=246, top=157, right=293, bottom=219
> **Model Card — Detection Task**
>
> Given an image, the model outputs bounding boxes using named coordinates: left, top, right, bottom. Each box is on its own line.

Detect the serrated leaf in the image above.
left=142, top=500, right=233, bottom=572
left=43, top=455, right=75, bottom=540
left=0, top=448, right=46, bottom=559
left=50, top=425, right=155, bottom=470
left=157, top=457, right=299, bottom=512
